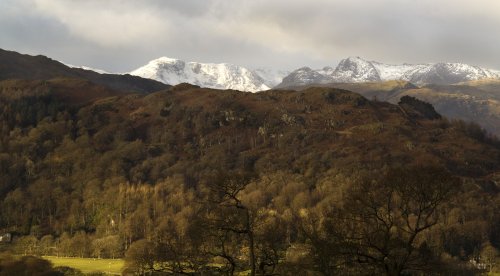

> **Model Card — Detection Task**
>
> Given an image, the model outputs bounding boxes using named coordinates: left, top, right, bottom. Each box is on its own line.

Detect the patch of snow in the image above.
left=60, top=61, right=108, bottom=74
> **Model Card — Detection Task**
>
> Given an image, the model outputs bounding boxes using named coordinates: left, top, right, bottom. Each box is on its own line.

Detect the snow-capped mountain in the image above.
left=274, top=67, right=331, bottom=88
left=404, top=63, right=499, bottom=84
left=62, top=56, right=500, bottom=91
left=130, top=57, right=270, bottom=92
left=277, top=57, right=500, bottom=88
left=332, top=57, right=381, bottom=83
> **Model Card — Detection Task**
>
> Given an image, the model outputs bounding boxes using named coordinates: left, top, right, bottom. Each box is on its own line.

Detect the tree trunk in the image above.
left=246, top=209, right=256, bottom=276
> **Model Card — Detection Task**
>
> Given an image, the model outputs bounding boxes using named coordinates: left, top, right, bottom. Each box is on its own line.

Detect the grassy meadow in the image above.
left=43, top=256, right=124, bottom=275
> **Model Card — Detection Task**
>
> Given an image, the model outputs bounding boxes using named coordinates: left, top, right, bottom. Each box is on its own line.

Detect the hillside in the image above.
left=0, top=81, right=499, bottom=274
left=286, top=80, right=500, bottom=138
left=0, top=49, right=168, bottom=93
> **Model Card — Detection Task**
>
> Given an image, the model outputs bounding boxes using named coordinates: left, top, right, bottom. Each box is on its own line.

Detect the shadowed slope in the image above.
left=0, top=49, right=169, bottom=93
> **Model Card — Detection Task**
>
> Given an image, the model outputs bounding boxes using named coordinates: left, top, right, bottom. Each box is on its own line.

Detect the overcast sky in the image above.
left=1, top=0, right=499, bottom=72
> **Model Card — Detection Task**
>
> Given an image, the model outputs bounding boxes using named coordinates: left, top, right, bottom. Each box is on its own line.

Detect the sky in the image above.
left=1, top=0, right=499, bottom=72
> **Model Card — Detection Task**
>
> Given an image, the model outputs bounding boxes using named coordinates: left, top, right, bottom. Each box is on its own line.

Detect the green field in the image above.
left=43, top=256, right=124, bottom=275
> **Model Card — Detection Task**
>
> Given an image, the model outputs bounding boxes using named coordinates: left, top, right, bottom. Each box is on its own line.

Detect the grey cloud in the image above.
left=1, top=0, right=499, bottom=72
left=147, top=1, right=216, bottom=17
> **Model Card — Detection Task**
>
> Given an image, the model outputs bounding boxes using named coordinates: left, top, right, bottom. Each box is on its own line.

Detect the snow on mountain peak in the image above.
left=152, top=56, right=182, bottom=64
left=274, top=67, right=331, bottom=88
left=406, top=62, right=494, bottom=84
left=277, top=58, right=500, bottom=88
left=63, top=56, right=500, bottom=91
left=332, top=57, right=381, bottom=82
left=130, top=57, right=270, bottom=92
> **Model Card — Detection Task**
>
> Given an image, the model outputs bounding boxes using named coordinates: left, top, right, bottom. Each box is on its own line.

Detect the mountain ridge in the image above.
left=277, top=57, right=500, bottom=88
left=45, top=52, right=500, bottom=92
left=0, top=48, right=168, bottom=93
left=130, top=57, right=272, bottom=92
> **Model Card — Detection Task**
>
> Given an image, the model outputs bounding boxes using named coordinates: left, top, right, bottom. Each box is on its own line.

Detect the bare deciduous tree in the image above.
left=343, top=166, right=459, bottom=276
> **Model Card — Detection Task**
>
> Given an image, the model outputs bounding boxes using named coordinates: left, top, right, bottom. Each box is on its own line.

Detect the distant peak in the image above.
left=130, top=56, right=270, bottom=92
left=344, top=56, right=369, bottom=62
left=277, top=57, right=500, bottom=88
left=336, top=57, right=375, bottom=71
left=151, top=56, right=182, bottom=63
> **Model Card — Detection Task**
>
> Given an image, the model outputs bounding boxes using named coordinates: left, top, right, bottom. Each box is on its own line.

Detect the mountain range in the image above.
left=275, top=56, right=500, bottom=88
left=129, top=57, right=282, bottom=92
left=1, top=48, right=499, bottom=137
left=125, top=55, right=500, bottom=92
left=125, top=56, right=500, bottom=137
left=36, top=51, right=499, bottom=94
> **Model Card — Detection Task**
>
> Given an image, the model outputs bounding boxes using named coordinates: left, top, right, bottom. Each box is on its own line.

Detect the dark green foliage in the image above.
left=53, top=266, right=84, bottom=276
left=0, top=253, right=63, bottom=275
left=398, top=95, right=442, bottom=120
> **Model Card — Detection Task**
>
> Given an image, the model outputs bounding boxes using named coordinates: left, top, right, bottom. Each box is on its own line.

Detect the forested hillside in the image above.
left=0, top=79, right=499, bottom=275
